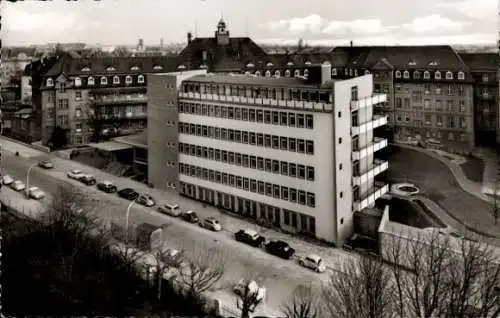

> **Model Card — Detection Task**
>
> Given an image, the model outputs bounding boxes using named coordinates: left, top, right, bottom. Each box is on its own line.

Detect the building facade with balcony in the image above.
left=33, top=55, right=179, bottom=147
left=147, top=65, right=388, bottom=246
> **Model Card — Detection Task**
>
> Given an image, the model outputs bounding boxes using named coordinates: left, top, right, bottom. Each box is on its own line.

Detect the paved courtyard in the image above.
left=385, top=146, right=500, bottom=237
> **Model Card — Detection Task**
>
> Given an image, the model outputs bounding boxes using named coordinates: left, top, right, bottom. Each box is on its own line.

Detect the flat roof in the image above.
left=87, top=141, right=132, bottom=152
left=184, top=73, right=335, bottom=89
left=113, top=131, right=148, bottom=149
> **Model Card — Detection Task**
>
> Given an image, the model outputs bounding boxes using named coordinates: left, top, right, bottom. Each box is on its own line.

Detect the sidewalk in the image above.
left=0, top=137, right=48, bottom=158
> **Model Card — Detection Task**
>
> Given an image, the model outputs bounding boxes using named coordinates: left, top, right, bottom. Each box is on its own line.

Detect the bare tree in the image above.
left=281, top=283, right=322, bottom=318
left=322, top=254, right=393, bottom=318
left=177, top=241, right=226, bottom=297
left=233, top=264, right=267, bottom=318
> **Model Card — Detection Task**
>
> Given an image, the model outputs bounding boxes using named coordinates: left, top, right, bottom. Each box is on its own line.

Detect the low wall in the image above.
left=1, top=135, right=50, bottom=153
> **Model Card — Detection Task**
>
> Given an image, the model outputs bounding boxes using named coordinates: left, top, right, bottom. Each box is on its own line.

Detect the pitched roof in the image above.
left=458, top=53, right=498, bottom=71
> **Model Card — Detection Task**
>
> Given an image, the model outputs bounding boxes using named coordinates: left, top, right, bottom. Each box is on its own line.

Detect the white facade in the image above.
left=149, top=70, right=388, bottom=246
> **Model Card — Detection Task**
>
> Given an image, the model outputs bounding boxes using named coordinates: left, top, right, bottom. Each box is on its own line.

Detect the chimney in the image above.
left=350, top=40, right=353, bottom=47
left=321, top=62, right=332, bottom=85
left=187, top=32, right=193, bottom=44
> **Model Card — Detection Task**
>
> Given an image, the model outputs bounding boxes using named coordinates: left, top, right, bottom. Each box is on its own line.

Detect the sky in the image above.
left=1, top=0, right=498, bottom=47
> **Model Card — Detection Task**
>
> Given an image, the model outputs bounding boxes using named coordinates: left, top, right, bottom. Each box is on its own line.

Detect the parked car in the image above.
left=233, top=279, right=267, bottom=303
left=157, top=203, right=182, bottom=217
left=298, top=254, right=326, bottom=273
left=117, top=188, right=139, bottom=200
left=265, top=240, right=295, bottom=260
left=79, top=174, right=97, bottom=186
left=28, top=187, right=45, bottom=200
left=137, top=194, right=156, bottom=207
left=199, top=217, right=222, bottom=232
left=10, top=180, right=26, bottom=192
left=180, top=210, right=199, bottom=223
left=38, top=160, right=54, bottom=169
left=67, top=169, right=85, bottom=180
left=97, top=181, right=118, bottom=193
left=1, top=174, right=14, bottom=185
left=235, top=229, right=266, bottom=247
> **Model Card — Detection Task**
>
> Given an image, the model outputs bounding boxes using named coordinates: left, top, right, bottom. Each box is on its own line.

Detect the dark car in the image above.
left=97, top=181, right=118, bottom=193
left=235, top=229, right=266, bottom=248
left=180, top=210, right=199, bottom=223
left=79, top=174, right=97, bottom=186
left=117, top=188, right=139, bottom=200
left=265, top=240, right=295, bottom=259
left=38, top=160, right=54, bottom=169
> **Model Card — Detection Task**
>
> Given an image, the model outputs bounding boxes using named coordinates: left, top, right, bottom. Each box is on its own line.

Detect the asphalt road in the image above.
left=1, top=147, right=355, bottom=316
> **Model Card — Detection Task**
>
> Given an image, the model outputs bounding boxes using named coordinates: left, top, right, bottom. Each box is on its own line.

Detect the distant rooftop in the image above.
left=184, top=73, right=336, bottom=89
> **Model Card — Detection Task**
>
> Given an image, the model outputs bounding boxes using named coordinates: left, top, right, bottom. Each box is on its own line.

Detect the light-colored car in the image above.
left=199, top=217, right=222, bottom=232
left=67, top=169, right=85, bottom=180
left=28, top=187, right=45, bottom=200
left=298, top=254, right=327, bottom=273
left=10, top=180, right=26, bottom=191
left=38, top=160, right=54, bottom=169
left=233, top=279, right=267, bottom=302
left=1, top=174, right=14, bottom=185
left=157, top=203, right=182, bottom=217
left=137, top=194, right=155, bottom=207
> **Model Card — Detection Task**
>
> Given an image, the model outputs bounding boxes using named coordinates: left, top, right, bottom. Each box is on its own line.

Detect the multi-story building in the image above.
left=459, top=53, right=499, bottom=145
left=147, top=65, right=389, bottom=246
left=33, top=55, right=179, bottom=147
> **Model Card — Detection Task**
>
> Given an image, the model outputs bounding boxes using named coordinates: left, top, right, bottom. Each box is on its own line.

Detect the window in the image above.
left=100, top=76, right=108, bottom=85
left=482, top=74, right=489, bottom=82
left=87, top=77, right=95, bottom=85
left=395, top=70, right=401, bottom=78
left=459, top=100, right=465, bottom=112
left=445, top=71, right=453, bottom=80
left=58, top=82, right=66, bottom=93
left=424, top=84, right=431, bottom=95
left=275, top=70, right=280, bottom=77
left=458, top=71, right=464, bottom=80
left=75, top=91, right=82, bottom=101
left=74, top=77, right=82, bottom=87
left=447, top=85, right=453, bottom=96
left=281, top=162, right=288, bottom=175
left=113, top=76, right=120, bottom=84
left=458, top=85, right=464, bottom=96
left=265, top=70, right=271, bottom=77
left=285, top=69, right=291, bottom=77
left=413, top=71, right=420, bottom=79
left=403, top=71, right=409, bottom=79
left=351, top=86, right=358, bottom=101
left=305, top=114, right=313, bottom=129
left=306, top=167, right=314, bottom=181
left=306, top=141, right=314, bottom=155
left=338, top=137, right=342, bottom=144
left=138, top=75, right=145, bottom=83
left=304, top=69, right=309, bottom=77
left=46, top=78, right=54, bottom=86
left=435, top=71, right=441, bottom=80
left=125, top=76, right=132, bottom=84
left=423, top=71, right=430, bottom=79
left=294, top=69, right=300, bottom=77
left=75, top=108, right=82, bottom=118
left=332, top=68, right=337, bottom=76
left=435, top=85, right=442, bottom=95
left=307, top=193, right=316, bottom=208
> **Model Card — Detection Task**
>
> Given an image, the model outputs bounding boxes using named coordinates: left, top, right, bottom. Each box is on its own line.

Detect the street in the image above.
left=0, top=138, right=357, bottom=316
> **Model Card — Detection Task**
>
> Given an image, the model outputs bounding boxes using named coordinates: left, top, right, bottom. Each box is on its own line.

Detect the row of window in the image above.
left=178, top=122, right=315, bottom=155
left=179, top=102, right=314, bottom=129
left=396, top=113, right=468, bottom=129
left=46, top=75, right=146, bottom=88
left=395, top=84, right=466, bottom=96
left=396, top=99, right=467, bottom=112
left=178, top=142, right=315, bottom=181
left=244, top=69, right=309, bottom=78
left=179, top=163, right=316, bottom=208
left=397, top=128, right=468, bottom=142
left=395, top=70, right=464, bottom=80
left=78, top=65, right=163, bottom=73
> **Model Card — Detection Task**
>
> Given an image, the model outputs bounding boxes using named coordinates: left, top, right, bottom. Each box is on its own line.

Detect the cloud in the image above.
left=402, top=14, right=465, bottom=33
left=261, top=14, right=327, bottom=34
left=2, top=5, right=78, bottom=32
left=437, top=0, right=496, bottom=20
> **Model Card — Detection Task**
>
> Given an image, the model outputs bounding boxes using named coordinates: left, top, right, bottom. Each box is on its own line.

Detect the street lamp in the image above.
left=25, top=161, right=38, bottom=197
left=125, top=198, right=137, bottom=243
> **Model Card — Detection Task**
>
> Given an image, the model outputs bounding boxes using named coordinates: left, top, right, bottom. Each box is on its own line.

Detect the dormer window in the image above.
left=445, top=71, right=453, bottom=80
left=429, top=60, right=439, bottom=66
left=349, top=69, right=353, bottom=76
left=245, top=71, right=250, bottom=75
left=246, top=63, right=255, bottom=68
left=177, top=65, right=186, bottom=71
left=458, top=71, right=465, bottom=80
left=287, top=62, right=294, bottom=66
left=81, top=67, right=91, bottom=72
left=408, top=61, right=417, bottom=66
left=364, top=70, right=370, bottom=75
left=275, top=70, right=280, bottom=77
left=266, top=62, right=273, bottom=67
left=435, top=71, right=442, bottom=80
left=265, top=70, right=271, bottom=77
left=413, top=71, right=420, bottom=79
left=395, top=70, right=401, bottom=78
left=285, top=69, right=291, bottom=77
left=354, top=69, right=358, bottom=76
left=403, top=71, right=409, bottom=79
left=106, top=66, right=116, bottom=71
left=138, top=75, right=145, bottom=84
left=130, top=66, right=140, bottom=71
left=153, top=65, right=163, bottom=70
left=255, top=71, right=261, bottom=76
left=125, top=75, right=132, bottom=84
left=100, top=76, right=108, bottom=85
left=295, top=69, right=300, bottom=77
left=304, top=69, right=309, bottom=77
left=332, top=68, right=337, bottom=76
left=88, top=77, right=95, bottom=86
left=113, top=76, right=120, bottom=84
left=199, top=64, right=207, bottom=69
left=305, top=61, right=312, bottom=66
left=74, top=77, right=82, bottom=87
left=423, top=71, right=430, bottom=79
left=46, top=78, right=54, bottom=87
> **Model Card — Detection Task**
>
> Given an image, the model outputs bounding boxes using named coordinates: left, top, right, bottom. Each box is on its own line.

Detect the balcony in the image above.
left=352, top=137, right=388, bottom=161
left=353, top=159, right=389, bottom=186
left=99, top=112, right=147, bottom=120
left=178, top=92, right=333, bottom=112
left=353, top=181, right=389, bottom=211
left=479, top=92, right=494, bottom=100
left=351, top=115, right=388, bottom=135
left=350, top=94, right=387, bottom=111
left=91, top=94, right=148, bottom=105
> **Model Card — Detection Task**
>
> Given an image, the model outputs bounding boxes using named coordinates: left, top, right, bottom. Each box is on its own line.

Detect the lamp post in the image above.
left=125, top=198, right=137, bottom=243
left=25, top=162, right=38, bottom=197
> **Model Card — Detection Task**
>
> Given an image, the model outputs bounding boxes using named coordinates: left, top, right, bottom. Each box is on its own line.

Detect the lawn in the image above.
left=384, top=146, right=495, bottom=232
left=460, top=156, right=485, bottom=183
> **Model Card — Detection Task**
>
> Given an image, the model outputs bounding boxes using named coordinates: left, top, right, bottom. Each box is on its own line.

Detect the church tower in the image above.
left=215, top=18, right=230, bottom=45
